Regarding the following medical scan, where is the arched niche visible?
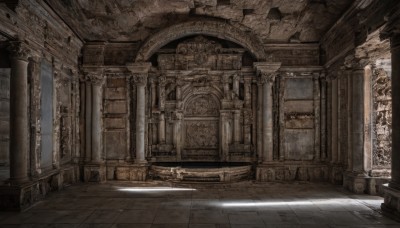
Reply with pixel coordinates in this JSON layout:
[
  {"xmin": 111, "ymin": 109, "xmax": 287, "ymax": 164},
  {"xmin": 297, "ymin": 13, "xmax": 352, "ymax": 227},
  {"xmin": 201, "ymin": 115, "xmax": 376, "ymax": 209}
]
[{"xmin": 135, "ymin": 19, "xmax": 266, "ymax": 62}]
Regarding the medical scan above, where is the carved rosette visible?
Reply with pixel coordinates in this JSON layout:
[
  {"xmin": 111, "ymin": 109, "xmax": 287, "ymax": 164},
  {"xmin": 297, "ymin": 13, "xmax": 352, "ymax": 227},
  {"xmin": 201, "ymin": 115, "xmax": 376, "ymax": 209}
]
[{"xmin": 7, "ymin": 41, "xmax": 31, "ymax": 61}]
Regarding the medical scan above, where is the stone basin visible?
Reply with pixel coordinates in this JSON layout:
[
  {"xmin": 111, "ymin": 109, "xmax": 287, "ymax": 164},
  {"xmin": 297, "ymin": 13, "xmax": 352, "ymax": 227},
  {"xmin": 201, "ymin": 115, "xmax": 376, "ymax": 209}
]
[{"xmin": 149, "ymin": 162, "xmax": 253, "ymax": 182}]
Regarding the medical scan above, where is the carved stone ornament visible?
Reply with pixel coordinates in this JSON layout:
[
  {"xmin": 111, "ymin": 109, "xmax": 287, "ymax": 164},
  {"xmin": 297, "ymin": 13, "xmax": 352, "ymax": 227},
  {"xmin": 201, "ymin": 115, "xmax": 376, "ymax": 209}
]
[
  {"xmin": 84, "ymin": 70, "xmax": 105, "ymax": 85},
  {"xmin": 176, "ymin": 36, "xmax": 222, "ymax": 65},
  {"xmin": 134, "ymin": 74, "xmax": 148, "ymax": 86},
  {"xmin": 7, "ymin": 41, "xmax": 31, "ymax": 61},
  {"xmin": 159, "ymin": 75, "xmax": 167, "ymax": 85},
  {"xmin": 260, "ymin": 72, "xmax": 277, "ymax": 84},
  {"xmin": 185, "ymin": 95, "xmax": 219, "ymax": 117}
]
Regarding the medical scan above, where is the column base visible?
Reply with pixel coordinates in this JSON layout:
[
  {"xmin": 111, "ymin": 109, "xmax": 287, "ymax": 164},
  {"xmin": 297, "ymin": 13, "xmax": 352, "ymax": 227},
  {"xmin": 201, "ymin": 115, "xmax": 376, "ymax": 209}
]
[
  {"xmin": 381, "ymin": 183, "xmax": 400, "ymax": 222},
  {"xmin": 84, "ymin": 163, "xmax": 106, "ymax": 182},
  {"xmin": 343, "ymin": 172, "xmax": 368, "ymax": 194},
  {"xmin": 115, "ymin": 164, "xmax": 149, "ymax": 181},
  {"xmin": 256, "ymin": 163, "xmax": 329, "ymax": 182}
]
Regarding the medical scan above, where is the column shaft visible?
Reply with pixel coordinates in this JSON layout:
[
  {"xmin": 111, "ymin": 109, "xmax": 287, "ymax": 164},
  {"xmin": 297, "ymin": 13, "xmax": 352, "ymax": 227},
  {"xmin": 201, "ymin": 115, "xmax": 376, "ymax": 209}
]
[
  {"xmin": 233, "ymin": 111, "xmax": 240, "ymax": 143},
  {"xmin": 331, "ymin": 78, "xmax": 338, "ymax": 163},
  {"xmin": 85, "ymin": 82, "xmax": 92, "ymax": 162},
  {"xmin": 351, "ymin": 69, "xmax": 365, "ymax": 173},
  {"xmin": 91, "ymin": 84, "xmax": 103, "ymax": 162},
  {"xmin": 262, "ymin": 81, "xmax": 273, "ymax": 162},
  {"xmin": 136, "ymin": 84, "xmax": 146, "ymax": 162},
  {"xmin": 9, "ymin": 57, "xmax": 29, "ymax": 183},
  {"xmin": 159, "ymin": 113, "xmax": 165, "ymax": 143}
]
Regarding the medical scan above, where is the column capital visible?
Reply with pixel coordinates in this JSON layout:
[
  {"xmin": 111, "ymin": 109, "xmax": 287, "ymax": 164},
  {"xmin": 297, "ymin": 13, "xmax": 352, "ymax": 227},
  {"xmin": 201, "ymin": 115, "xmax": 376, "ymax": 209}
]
[
  {"xmin": 253, "ymin": 62, "xmax": 281, "ymax": 75},
  {"xmin": 83, "ymin": 68, "xmax": 105, "ymax": 86},
  {"xmin": 7, "ymin": 41, "xmax": 31, "ymax": 61},
  {"xmin": 259, "ymin": 72, "xmax": 278, "ymax": 84},
  {"xmin": 126, "ymin": 62, "xmax": 152, "ymax": 74},
  {"xmin": 133, "ymin": 74, "xmax": 148, "ymax": 86}
]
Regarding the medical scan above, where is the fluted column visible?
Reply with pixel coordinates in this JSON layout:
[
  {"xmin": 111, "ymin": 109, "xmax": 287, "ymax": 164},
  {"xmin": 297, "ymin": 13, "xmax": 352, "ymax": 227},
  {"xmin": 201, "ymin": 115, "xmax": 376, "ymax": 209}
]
[
  {"xmin": 158, "ymin": 76, "xmax": 166, "ymax": 143},
  {"xmin": 254, "ymin": 62, "xmax": 281, "ymax": 163},
  {"xmin": 85, "ymin": 70, "xmax": 105, "ymax": 163},
  {"xmin": 127, "ymin": 62, "xmax": 152, "ymax": 163},
  {"xmin": 7, "ymin": 41, "xmax": 30, "ymax": 184}
]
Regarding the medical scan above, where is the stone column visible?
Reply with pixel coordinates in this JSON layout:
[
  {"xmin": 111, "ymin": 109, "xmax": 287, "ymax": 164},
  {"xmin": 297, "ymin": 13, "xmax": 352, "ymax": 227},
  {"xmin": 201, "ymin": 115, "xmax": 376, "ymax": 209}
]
[
  {"xmin": 7, "ymin": 41, "xmax": 30, "ymax": 184},
  {"xmin": 159, "ymin": 113, "xmax": 166, "ymax": 144},
  {"xmin": 233, "ymin": 73, "xmax": 240, "ymax": 99},
  {"xmin": 351, "ymin": 68, "xmax": 367, "ymax": 175},
  {"xmin": 381, "ymin": 32, "xmax": 400, "ymax": 221},
  {"xmin": 244, "ymin": 78, "xmax": 251, "ymax": 108},
  {"xmin": 158, "ymin": 76, "xmax": 166, "ymax": 143},
  {"xmin": 320, "ymin": 73, "xmax": 327, "ymax": 160},
  {"xmin": 220, "ymin": 111, "xmax": 231, "ymax": 161},
  {"xmin": 127, "ymin": 62, "xmax": 152, "ymax": 163},
  {"xmin": 233, "ymin": 110, "xmax": 240, "ymax": 144},
  {"xmin": 256, "ymin": 81, "xmax": 263, "ymax": 160},
  {"xmin": 90, "ymin": 74, "xmax": 105, "ymax": 163},
  {"xmin": 150, "ymin": 78, "xmax": 156, "ymax": 110},
  {"xmin": 84, "ymin": 78, "xmax": 92, "ymax": 162},
  {"xmin": 331, "ymin": 75, "xmax": 339, "ymax": 163},
  {"xmin": 173, "ymin": 111, "xmax": 183, "ymax": 161},
  {"xmin": 261, "ymin": 73, "xmax": 275, "ymax": 162},
  {"xmin": 254, "ymin": 62, "xmax": 281, "ymax": 163},
  {"xmin": 313, "ymin": 73, "xmax": 321, "ymax": 161}
]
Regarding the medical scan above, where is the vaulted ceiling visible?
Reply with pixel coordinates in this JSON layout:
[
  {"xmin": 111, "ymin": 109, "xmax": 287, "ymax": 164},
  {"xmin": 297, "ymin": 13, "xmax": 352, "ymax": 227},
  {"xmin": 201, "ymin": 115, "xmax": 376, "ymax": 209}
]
[{"xmin": 46, "ymin": 0, "xmax": 353, "ymax": 43}]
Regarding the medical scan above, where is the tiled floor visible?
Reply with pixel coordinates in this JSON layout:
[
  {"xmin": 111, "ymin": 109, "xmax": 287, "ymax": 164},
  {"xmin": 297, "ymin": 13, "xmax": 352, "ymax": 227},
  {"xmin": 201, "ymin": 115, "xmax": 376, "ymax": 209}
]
[{"xmin": 0, "ymin": 181, "xmax": 399, "ymax": 228}]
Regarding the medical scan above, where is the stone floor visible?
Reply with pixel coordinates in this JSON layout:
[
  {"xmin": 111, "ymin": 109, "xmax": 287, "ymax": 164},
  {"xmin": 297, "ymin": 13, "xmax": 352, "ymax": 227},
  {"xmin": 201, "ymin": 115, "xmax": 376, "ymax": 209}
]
[{"xmin": 0, "ymin": 181, "xmax": 399, "ymax": 228}]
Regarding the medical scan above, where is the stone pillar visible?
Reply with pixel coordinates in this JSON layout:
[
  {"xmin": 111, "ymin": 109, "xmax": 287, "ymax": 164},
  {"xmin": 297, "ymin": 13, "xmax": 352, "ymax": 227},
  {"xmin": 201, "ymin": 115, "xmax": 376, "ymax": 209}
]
[
  {"xmin": 233, "ymin": 73, "xmax": 239, "ymax": 99},
  {"xmin": 351, "ymin": 68, "xmax": 367, "ymax": 174},
  {"xmin": 90, "ymin": 75, "xmax": 105, "ymax": 163},
  {"xmin": 220, "ymin": 111, "xmax": 231, "ymax": 161},
  {"xmin": 84, "ymin": 79, "xmax": 92, "ymax": 162},
  {"xmin": 176, "ymin": 80, "xmax": 183, "ymax": 109},
  {"xmin": 82, "ymin": 69, "xmax": 105, "ymax": 182},
  {"xmin": 127, "ymin": 62, "xmax": 152, "ymax": 164},
  {"xmin": 159, "ymin": 113, "xmax": 166, "ymax": 144},
  {"xmin": 320, "ymin": 73, "xmax": 327, "ymax": 160},
  {"xmin": 331, "ymin": 75, "xmax": 339, "ymax": 164},
  {"xmin": 158, "ymin": 76, "xmax": 166, "ymax": 111},
  {"xmin": 150, "ymin": 78, "xmax": 156, "ymax": 110},
  {"xmin": 254, "ymin": 62, "xmax": 281, "ymax": 163},
  {"xmin": 256, "ymin": 81, "xmax": 263, "ymax": 160},
  {"xmin": 343, "ymin": 65, "xmax": 371, "ymax": 193},
  {"xmin": 261, "ymin": 73, "xmax": 275, "ymax": 162},
  {"xmin": 382, "ymin": 33, "xmax": 400, "ymax": 221},
  {"xmin": 173, "ymin": 111, "xmax": 183, "ymax": 161},
  {"xmin": 313, "ymin": 73, "xmax": 321, "ymax": 161},
  {"xmin": 233, "ymin": 110, "xmax": 240, "ymax": 144},
  {"xmin": 7, "ymin": 41, "xmax": 30, "ymax": 184},
  {"xmin": 244, "ymin": 78, "xmax": 251, "ymax": 108}
]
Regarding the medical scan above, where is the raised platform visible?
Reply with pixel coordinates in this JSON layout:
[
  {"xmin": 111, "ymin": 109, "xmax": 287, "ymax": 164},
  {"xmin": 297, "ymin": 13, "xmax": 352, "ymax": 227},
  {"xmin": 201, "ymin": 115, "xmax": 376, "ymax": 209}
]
[{"xmin": 149, "ymin": 162, "xmax": 253, "ymax": 182}]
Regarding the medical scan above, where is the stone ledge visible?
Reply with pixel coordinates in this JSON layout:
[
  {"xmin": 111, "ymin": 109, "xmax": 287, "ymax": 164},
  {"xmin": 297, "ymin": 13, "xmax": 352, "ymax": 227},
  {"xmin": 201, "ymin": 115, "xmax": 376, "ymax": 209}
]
[
  {"xmin": 343, "ymin": 172, "xmax": 391, "ymax": 195},
  {"xmin": 256, "ymin": 163, "xmax": 330, "ymax": 182},
  {"xmin": 381, "ymin": 184, "xmax": 400, "ymax": 222},
  {"xmin": 115, "ymin": 164, "xmax": 148, "ymax": 181}
]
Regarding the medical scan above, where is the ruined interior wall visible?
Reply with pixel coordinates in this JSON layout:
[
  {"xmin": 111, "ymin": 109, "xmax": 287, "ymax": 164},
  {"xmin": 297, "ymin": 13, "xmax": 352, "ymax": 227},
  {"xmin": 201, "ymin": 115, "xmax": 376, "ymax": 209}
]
[
  {"xmin": 371, "ymin": 68, "xmax": 392, "ymax": 176},
  {"xmin": 0, "ymin": 0, "xmax": 83, "ymax": 208}
]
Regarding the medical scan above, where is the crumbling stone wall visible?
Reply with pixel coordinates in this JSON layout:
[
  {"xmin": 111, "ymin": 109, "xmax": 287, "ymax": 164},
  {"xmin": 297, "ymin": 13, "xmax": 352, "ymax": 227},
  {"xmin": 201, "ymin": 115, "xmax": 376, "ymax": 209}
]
[{"xmin": 372, "ymin": 68, "xmax": 392, "ymax": 174}]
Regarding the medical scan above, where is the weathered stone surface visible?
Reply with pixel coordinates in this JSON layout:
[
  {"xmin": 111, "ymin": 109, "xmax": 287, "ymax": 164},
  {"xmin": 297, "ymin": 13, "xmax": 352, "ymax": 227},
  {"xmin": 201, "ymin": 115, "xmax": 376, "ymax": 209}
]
[{"xmin": 47, "ymin": 0, "xmax": 352, "ymax": 43}]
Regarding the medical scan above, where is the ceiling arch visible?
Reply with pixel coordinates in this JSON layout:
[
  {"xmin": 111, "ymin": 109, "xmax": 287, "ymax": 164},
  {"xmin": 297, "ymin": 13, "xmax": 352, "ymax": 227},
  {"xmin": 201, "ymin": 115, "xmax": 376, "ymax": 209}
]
[{"xmin": 135, "ymin": 19, "xmax": 266, "ymax": 62}]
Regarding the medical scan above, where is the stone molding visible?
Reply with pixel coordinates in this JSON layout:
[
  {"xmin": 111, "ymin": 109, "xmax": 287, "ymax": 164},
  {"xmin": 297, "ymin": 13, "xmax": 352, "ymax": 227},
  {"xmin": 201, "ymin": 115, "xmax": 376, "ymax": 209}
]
[{"xmin": 134, "ymin": 20, "xmax": 266, "ymax": 62}]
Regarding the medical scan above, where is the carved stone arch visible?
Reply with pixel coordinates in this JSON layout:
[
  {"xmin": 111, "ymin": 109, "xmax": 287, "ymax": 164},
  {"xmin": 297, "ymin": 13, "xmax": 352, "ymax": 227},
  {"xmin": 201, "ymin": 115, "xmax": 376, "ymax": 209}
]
[
  {"xmin": 181, "ymin": 84, "xmax": 224, "ymax": 103},
  {"xmin": 135, "ymin": 20, "xmax": 266, "ymax": 62},
  {"xmin": 184, "ymin": 93, "xmax": 221, "ymax": 117}
]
